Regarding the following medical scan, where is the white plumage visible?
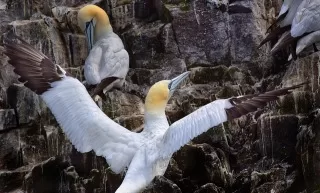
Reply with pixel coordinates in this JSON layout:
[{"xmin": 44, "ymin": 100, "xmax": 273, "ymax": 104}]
[
  {"xmin": 84, "ymin": 33, "xmax": 129, "ymax": 87},
  {"xmin": 4, "ymin": 37, "xmax": 306, "ymax": 193},
  {"xmin": 288, "ymin": 30, "xmax": 320, "ymax": 60},
  {"xmin": 263, "ymin": 0, "xmax": 320, "ymax": 59},
  {"xmin": 78, "ymin": 4, "xmax": 129, "ymax": 95},
  {"xmin": 258, "ymin": 0, "xmax": 302, "ymax": 48},
  {"xmin": 291, "ymin": 0, "xmax": 320, "ymax": 37},
  {"xmin": 279, "ymin": 0, "xmax": 302, "ymax": 27},
  {"xmin": 278, "ymin": 0, "xmax": 294, "ymax": 18},
  {"xmin": 161, "ymin": 99, "xmax": 232, "ymax": 157},
  {"xmin": 42, "ymin": 77, "xmax": 140, "ymax": 174}
]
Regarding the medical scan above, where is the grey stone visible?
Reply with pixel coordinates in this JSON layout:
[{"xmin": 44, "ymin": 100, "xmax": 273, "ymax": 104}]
[
  {"xmin": 257, "ymin": 114, "xmax": 299, "ymax": 162},
  {"xmin": 194, "ymin": 183, "xmax": 225, "ymax": 193},
  {"xmin": 143, "ymin": 176, "xmax": 182, "ymax": 193},
  {"xmin": 0, "ymin": 109, "xmax": 17, "ymax": 131}
]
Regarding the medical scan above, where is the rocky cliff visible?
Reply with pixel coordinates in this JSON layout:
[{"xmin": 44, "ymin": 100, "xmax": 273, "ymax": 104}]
[{"xmin": 0, "ymin": 0, "xmax": 318, "ymax": 192}]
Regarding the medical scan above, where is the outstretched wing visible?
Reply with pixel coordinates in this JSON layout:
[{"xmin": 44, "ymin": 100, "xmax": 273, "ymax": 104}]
[
  {"xmin": 4, "ymin": 36, "xmax": 141, "ymax": 174},
  {"xmin": 160, "ymin": 83, "xmax": 307, "ymax": 157}
]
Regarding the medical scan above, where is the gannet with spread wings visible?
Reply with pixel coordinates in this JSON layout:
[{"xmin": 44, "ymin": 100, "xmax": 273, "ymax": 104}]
[
  {"xmin": 4, "ymin": 37, "xmax": 306, "ymax": 193},
  {"xmin": 77, "ymin": 5, "xmax": 129, "ymax": 100}
]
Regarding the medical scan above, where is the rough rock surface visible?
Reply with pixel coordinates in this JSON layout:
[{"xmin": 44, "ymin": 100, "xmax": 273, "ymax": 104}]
[{"xmin": 0, "ymin": 0, "xmax": 319, "ymax": 192}]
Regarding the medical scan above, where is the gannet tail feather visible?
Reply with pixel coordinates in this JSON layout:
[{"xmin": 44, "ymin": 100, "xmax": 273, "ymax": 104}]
[
  {"xmin": 266, "ymin": 12, "xmax": 288, "ymax": 33},
  {"xmin": 270, "ymin": 31, "xmax": 299, "ymax": 54},
  {"xmin": 91, "ymin": 77, "xmax": 118, "ymax": 99},
  {"xmin": 161, "ymin": 82, "xmax": 307, "ymax": 158},
  {"xmin": 259, "ymin": 25, "xmax": 291, "ymax": 48},
  {"xmin": 4, "ymin": 36, "xmax": 142, "ymax": 174},
  {"xmin": 226, "ymin": 82, "xmax": 308, "ymax": 119}
]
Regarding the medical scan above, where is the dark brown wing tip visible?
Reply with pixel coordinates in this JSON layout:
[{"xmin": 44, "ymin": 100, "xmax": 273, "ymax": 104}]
[
  {"xmin": 266, "ymin": 11, "xmax": 287, "ymax": 33},
  {"xmin": 226, "ymin": 82, "xmax": 308, "ymax": 120},
  {"xmin": 259, "ymin": 25, "xmax": 291, "ymax": 49},
  {"xmin": 270, "ymin": 32, "xmax": 298, "ymax": 55},
  {"xmin": 4, "ymin": 35, "xmax": 62, "ymax": 95}
]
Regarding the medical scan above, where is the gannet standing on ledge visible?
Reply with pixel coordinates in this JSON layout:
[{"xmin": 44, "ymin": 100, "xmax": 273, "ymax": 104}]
[
  {"xmin": 77, "ymin": 5, "xmax": 129, "ymax": 100},
  {"xmin": 4, "ymin": 36, "xmax": 307, "ymax": 193}
]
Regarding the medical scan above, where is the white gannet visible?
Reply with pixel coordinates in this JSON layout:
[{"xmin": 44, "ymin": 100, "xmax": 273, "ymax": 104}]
[
  {"xmin": 278, "ymin": 0, "xmax": 295, "ymax": 19},
  {"xmin": 259, "ymin": 0, "xmax": 302, "ymax": 48},
  {"xmin": 270, "ymin": 0, "xmax": 320, "ymax": 57},
  {"xmin": 288, "ymin": 30, "xmax": 320, "ymax": 60},
  {"xmin": 77, "ymin": 4, "xmax": 129, "ymax": 99},
  {"xmin": 4, "ymin": 36, "xmax": 307, "ymax": 193}
]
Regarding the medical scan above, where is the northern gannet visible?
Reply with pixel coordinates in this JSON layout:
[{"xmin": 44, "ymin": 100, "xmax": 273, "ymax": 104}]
[
  {"xmin": 270, "ymin": 0, "xmax": 320, "ymax": 57},
  {"xmin": 4, "ymin": 37, "xmax": 306, "ymax": 193},
  {"xmin": 77, "ymin": 5, "xmax": 129, "ymax": 99},
  {"xmin": 259, "ymin": 0, "xmax": 302, "ymax": 48},
  {"xmin": 278, "ymin": 0, "xmax": 295, "ymax": 19},
  {"xmin": 288, "ymin": 30, "xmax": 320, "ymax": 60}
]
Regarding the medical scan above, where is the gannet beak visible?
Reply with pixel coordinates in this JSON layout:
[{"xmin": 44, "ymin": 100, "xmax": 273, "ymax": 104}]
[
  {"xmin": 85, "ymin": 19, "xmax": 95, "ymax": 51},
  {"xmin": 168, "ymin": 71, "xmax": 190, "ymax": 94}
]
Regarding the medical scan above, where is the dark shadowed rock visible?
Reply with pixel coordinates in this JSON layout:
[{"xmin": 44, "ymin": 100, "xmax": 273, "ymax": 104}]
[
  {"xmin": 257, "ymin": 114, "xmax": 299, "ymax": 162},
  {"xmin": 0, "ymin": 109, "xmax": 17, "ymax": 131},
  {"xmin": 194, "ymin": 183, "xmax": 225, "ymax": 193},
  {"xmin": 24, "ymin": 157, "xmax": 71, "ymax": 193},
  {"xmin": 297, "ymin": 114, "xmax": 320, "ymax": 193},
  {"xmin": 174, "ymin": 144, "xmax": 233, "ymax": 189},
  {"xmin": 143, "ymin": 176, "xmax": 182, "ymax": 193},
  {"xmin": 0, "ymin": 166, "xmax": 31, "ymax": 192}
]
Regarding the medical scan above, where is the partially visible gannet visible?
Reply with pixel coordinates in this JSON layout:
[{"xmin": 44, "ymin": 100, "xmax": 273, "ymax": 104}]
[
  {"xmin": 77, "ymin": 5, "xmax": 129, "ymax": 99},
  {"xmin": 259, "ymin": 0, "xmax": 302, "ymax": 48},
  {"xmin": 278, "ymin": 0, "xmax": 295, "ymax": 19},
  {"xmin": 288, "ymin": 30, "xmax": 320, "ymax": 60},
  {"xmin": 4, "ymin": 36, "xmax": 307, "ymax": 193},
  {"xmin": 270, "ymin": 0, "xmax": 320, "ymax": 56}
]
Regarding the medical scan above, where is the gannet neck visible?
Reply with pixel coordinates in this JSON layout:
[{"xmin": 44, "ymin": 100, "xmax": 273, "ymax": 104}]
[
  {"xmin": 144, "ymin": 101, "xmax": 168, "ymax": 132},
  {"xmin": 95, "ymin": 14, "xmax": 113, "ymax": 42},
  {"xmin": 78, "ymin": 5, "xmax": 113, "ymax": 42},
  {"xmin": 143, "ymin": 111, "xmax": 168, "ymax": 132},
  {"xmin": 92, "ymin": 6, "xmax": 113, "ymax": 41},
  {"xmin": 142, "ymin": 80, "xmax": 170, "ymax": 132},
  {"xmin": 144, "ymin": 80, "xmax": 170, "ymax": 113}
]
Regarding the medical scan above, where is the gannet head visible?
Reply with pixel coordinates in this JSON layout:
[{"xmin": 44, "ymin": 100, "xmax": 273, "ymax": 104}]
[
  {"xmin": 145, "ymin": 71, "xmax": 190, "ymax": 113},
  {"xmin": 77, "ymin": 4, "xmax": 112, "ymax": 50}
]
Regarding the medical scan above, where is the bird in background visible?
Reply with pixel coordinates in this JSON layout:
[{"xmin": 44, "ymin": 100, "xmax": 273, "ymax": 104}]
[
  {"xmin": 260, "ymin": 0, "xmax": 320, "ymax": 60},
  {"xmin": 259, "ymin": 0, "xmax": 302, "ymax": 48},
  {"xmin": 271, "ymin": 0, "xmax": 320, "ymax": 59},
  {"xmin": 4, "ymin": 36, "xmax": 307, "ymax": 193},
  {"xmin": 287, "ymin": 30, "xmax": 320, "ymax": 60},
  {"xmin": 77, "ymin": 4, "xmax": 129, "ymax": 105}
]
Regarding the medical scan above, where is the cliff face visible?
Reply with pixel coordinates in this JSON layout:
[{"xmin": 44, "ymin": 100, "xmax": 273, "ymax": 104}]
[{"xmin": 0, "ymin": 0, "xmax": 319, "ymax": 192}]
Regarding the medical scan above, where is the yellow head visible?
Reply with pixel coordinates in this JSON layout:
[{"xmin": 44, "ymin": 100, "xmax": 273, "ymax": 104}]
[
  {"xmin": 77, "ymin": 5, "xmax": 112, "ymax": 49},
  {"xmin": 145, "ymin": 72, "xmax": 190, "ymax": 113}
]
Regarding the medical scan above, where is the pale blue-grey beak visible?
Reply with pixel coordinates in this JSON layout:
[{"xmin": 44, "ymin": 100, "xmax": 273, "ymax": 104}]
[
  {"xmin": 85, "ymin": 19, "xmax": 95, "ymax": 51},
  {"xmin": 168, "ymin": 71, "xmax": 190, "ymax": 94}
]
